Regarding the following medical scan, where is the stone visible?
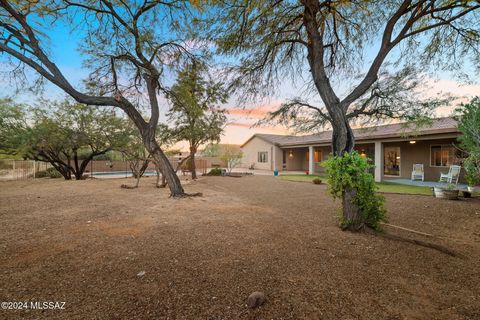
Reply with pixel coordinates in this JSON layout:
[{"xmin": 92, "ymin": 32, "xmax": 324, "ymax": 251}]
[{"xmin": 247, "ymin": 291, "xmax": 265, "ymax": 308}]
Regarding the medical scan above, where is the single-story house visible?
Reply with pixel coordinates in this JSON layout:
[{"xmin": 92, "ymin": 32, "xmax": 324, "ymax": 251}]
[{"xmin": 240, "ymin": 117, "xmax": 465, "ymax": 182}]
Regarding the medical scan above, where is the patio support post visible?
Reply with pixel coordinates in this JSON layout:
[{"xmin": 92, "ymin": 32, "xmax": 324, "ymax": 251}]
[
  {"xmin": 374, "ymin": 141, "xmax": 383, "ymax": 182},
  {"xmin": 308, "ymin": 146, "xmax": 314, "ymax": 175}
]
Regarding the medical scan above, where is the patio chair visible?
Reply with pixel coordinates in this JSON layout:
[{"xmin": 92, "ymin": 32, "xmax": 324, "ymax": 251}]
[
  {"xmin": 411, "ymin": 164, "xmax": 424, "ymax": 181},
  {"xmin": 439, "ymin": 165, "xmax": 461, "ymax": 184}
]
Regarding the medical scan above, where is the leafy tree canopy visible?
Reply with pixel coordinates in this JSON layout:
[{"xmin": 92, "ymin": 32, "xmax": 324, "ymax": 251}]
[
  {"xmin": 455, "ymin": 96, "xmax": 480, "ymax": 186},
  {"xmin": 0, "ymin": 98, "xmax": 28, "ymax": 156},
  {"xmin": 202, "ymin": 1, "xmax": 479, "ymax": 132},
  {"xmin": 456, "ymin": 96, "xmax": 480, "ymax": 155},
  {"xmin": 0, "ymin": 99, "xmax": 128, "ymax": 180}
]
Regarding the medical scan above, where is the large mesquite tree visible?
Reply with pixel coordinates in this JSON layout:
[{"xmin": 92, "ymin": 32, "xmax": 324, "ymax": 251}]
[
  {"xmin": 206, "ymin": 0, "xmax": 480, "ymax": 229},
  {"xmin": 0, "ymin": 0, "xmax": 200, "ymax": 196},
  {"xmin": 26, "ymin": 102, "xmax": 127, "ymax": 180}
]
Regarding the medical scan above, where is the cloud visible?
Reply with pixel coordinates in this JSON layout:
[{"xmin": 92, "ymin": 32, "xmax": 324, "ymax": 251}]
[
  {"xmin": 425, "ymin": 78, "xmax": 480, "ymax": 98},
  {"xmin": 226, "ymin": 121, "xmax": 253, "ymax": 129},
  {"xmin": 226, "ymin": 101, "xmax": 282, "ymax": 119},
  {"xmin": 421, "ymin": 77, "xmax": 480, "ymax": 116}
]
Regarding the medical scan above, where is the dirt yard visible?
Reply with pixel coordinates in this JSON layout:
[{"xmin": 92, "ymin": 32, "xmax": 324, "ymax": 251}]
[{"xmin": 0, "ymin": 176, "xmax": 479, "ymax": 320}]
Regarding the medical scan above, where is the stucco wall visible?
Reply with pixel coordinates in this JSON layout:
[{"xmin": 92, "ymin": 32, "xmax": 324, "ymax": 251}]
[
  {"xmin": 383, "ymin": 138, "xmax": 464, "ymax": 182},
  {"xmin": 241, "ymin": 134, "xmax": 464, "ymax": 182},
  {"xmin": 284, "ymin": 148, "xmax": 308, "ymax": 171},
  {"xmin": 241, "ymin": 137, "xmax": 280, "ymax": 170},
  {"xmin": 283, "ymin": 147, "xmax": 331, "ymax": 172},
  {"xmin": 272, "ymin": 145, "xmax": 283, "ymax": 171}
]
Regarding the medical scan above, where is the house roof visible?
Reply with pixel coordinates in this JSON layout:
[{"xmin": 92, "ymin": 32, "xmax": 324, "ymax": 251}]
[{"xmin": 241, "ymin": 117, "xmax": 459, "ymax": 148}]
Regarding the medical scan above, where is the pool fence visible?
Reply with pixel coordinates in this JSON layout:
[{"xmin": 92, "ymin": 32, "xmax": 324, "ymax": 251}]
[{"xmin": 0, "ymin": 157, "xmax": 223, "ymax": 181}]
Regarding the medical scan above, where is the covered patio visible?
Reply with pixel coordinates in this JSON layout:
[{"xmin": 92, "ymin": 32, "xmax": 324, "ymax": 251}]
[
  {"xmin": 241, "ymin": 118, "xmax": 465, "ymax": 184},
  {"xmin": 384, "ymin": 178, "xmax": 468, "ymax": 190}
]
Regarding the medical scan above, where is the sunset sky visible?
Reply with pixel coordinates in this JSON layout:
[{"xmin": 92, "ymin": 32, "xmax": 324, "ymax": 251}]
[{"xmin": 1, "ymin": 19, "xmax": 479, "ymax": 150}]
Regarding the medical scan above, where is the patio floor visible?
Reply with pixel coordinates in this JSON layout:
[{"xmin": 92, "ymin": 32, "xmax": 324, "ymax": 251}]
[{"xmin": 384, "ymin": 178, "xmax": 468, "ymax": 189}]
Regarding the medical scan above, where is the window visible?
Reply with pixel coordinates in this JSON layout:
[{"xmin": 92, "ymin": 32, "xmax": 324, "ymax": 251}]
[
  {"xmin": 305, "ymin": 150, "xmax": 323, "ymax": 162},
  {"xmin": 258, "ymin": 151, "xmax": 268, "ymax": 163},
  {"xmin": 430, "ymin": 145, "xmax": 456, "ymax": 167}
]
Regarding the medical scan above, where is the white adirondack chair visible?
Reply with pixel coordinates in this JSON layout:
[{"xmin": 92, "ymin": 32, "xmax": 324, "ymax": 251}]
[
  {"xmin": 439, "ymin": 165, "xmax": 461, "ymax": 184},
  {"xmin": 411, "ymin": 164, "xmax": 424, "ymax": 181}
]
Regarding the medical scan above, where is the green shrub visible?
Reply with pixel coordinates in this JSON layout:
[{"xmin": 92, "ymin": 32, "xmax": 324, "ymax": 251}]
[
  {"xmin": 36, "ymin": 167, "xmax": 62, "ymax": 178},
  {"xmin": 464, "ymin": 155, "xmax": 480, "ymax": 187},
  {"xmin": 207, "ymin": 167, "xmax": 222, "ymax": 176},
  {"xmin": 323, "ymin": 151, "xmax": 387, "ymax": 230},
  {"xmin": 312, "ymin": 178, "xmax": 322, "ymax": 184},
  {"xmin": 180, "ymin": 158, "xmax": 194, "ymax": 171}
]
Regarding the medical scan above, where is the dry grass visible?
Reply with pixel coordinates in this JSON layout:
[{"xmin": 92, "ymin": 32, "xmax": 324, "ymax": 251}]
[{"xmin": 0, "ymin": 176, "xmax": 479, "ymax": 319}]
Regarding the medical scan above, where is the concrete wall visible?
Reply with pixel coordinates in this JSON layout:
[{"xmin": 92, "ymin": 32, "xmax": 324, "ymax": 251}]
[{"xmin": 241, "ymin": 137, "xmax": 280, "ymax": 170}]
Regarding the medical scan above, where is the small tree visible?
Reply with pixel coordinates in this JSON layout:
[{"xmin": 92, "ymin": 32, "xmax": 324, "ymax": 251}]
[
  {"xmin": 119, "ymin": 121, "xmax": 152, "ymax": 188},
  {"xmin": 220, "ymin": 145, "xmax": 243, "ymax": 174},
  {"xmin": 21, "ymin": 100, "xmax": 126, "ymax": 180},
  {"xmin": 167, "ymin": 62, "xmax": 228, "ymax": 179},
  {"xmin": 456, "ymin": 97, "xmax": 480, "ymax": 187},
  {"xmin": 201, "ymin": 143, "xmax": 220, "ymax": 157}
]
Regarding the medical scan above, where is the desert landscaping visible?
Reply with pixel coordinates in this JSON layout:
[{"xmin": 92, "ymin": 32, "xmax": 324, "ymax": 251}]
[{"xmin": 1, "ymin": 176, "xmax": 479, "ymax": 320}]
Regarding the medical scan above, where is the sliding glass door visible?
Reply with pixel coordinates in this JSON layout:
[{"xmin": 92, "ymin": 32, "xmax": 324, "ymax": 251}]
[{"xmin": 384, "ymin": 147, "xmax": 401, "ymax": 176}]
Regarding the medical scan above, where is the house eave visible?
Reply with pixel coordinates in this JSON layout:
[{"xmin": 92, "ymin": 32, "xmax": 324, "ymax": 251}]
[{"xmin": 278, "ymin": 131, "xmax": 460, "ymax": 148}]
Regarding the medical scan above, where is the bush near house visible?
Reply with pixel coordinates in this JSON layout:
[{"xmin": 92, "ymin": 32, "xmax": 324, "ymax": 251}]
[
  {"xmin": 35, "ymin": 167, "xmax": 62, "ymax": 179},
  {"xmin": 323, "ymin": 151, "xmax": 387, "ymax": 230},
  {"xmin": 206, "ymin": 168, "xmax": 222, "ymax": 176}
]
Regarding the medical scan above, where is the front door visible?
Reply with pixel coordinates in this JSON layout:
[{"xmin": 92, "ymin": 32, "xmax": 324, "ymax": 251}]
[{"xmin": 384, "ymin": 146, "xmax": 400, "ymax": 176}]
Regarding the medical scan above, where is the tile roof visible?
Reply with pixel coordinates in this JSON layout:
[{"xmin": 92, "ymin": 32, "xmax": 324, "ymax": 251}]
[{"xmin": 243, "ymin": 117, "xmax": 459, "ymax": 147}]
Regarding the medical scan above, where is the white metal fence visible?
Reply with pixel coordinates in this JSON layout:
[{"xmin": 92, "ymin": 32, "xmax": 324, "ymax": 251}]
[
  {"xmin": 0, "ymin": 157, "xmax": 224, "ymax": 181},
  {"xmin": 0, "ymin": 160, "xmax": 52, "ymax": 181}
]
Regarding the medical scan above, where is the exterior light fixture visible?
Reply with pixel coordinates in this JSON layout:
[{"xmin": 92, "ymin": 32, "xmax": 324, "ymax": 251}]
[
  {"xmin": 409, "ymin": 140, "xmax": 416, "ymax": 144},
  {"xmin": 289, "ymin": 150, "xmax": 293, "ymax": 158},
  {"xmin": 360, "ymin": 150, "xmax": 367, "ymax": 158}
]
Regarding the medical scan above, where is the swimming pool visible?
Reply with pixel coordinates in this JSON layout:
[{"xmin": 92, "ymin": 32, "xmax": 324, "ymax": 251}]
[{"xmin": 90, "ymin": 170, "xmax": 158, "ymax": 176}]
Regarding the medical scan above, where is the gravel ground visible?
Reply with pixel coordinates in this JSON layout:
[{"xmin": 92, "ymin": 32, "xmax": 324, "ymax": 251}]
[{"xmin": 0, "ymin": 175, "xmax": 479, "ymax": 320}]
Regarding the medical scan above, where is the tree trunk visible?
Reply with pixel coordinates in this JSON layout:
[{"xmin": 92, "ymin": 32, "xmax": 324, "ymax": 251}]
[
  {"xmin": 330, "ymin": 112, "xmax": 363, "ymax": 230},
  {"xmin": 143, "ymin": 133, "xmax": 185, "ymax": 197},
  {"xmin": 129, "ymin": 159, "xmax": 149, "ymax": 188},
  {"xmin": 330, "ymin": 113, "xmax": 355, "ymax": 155},
  {"xmin": 130, "ymin": 159, "xmax": 149, "ymax": 179},
  {"xmin": 51, "ymin": 162, "xmax": 71, "ymax": 180},
  {"xmin": 341, "ymin": 187, "xmax": 364, "ymax": 231},
  {"xmin": 73, "ymin": 150, "xmax": 82, "ymax": 180},
  {"xmin": 190, "ymin": 145, "xmax": 197, "ymax": 180},
  {"xmin": 133, "ymin": 171, "xmax": 141, "ymax": 188},
  {"xmin": 66, "ymin": 156, "xmax": 72, "ymax": 179},
  {"xmin": 155, "ymin": 165, "xmax": 167, "ymax": 188}
]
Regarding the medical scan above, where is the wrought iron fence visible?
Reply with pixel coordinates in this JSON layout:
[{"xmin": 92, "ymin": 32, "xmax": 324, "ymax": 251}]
[{"xmin": 0, "ymin": 158, "xmax": 214, "ymax": 181}]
